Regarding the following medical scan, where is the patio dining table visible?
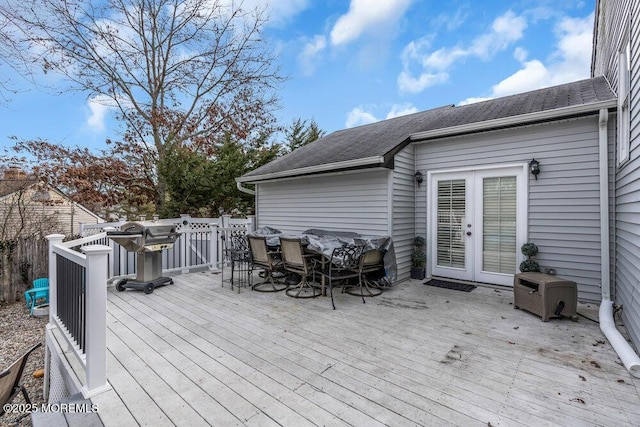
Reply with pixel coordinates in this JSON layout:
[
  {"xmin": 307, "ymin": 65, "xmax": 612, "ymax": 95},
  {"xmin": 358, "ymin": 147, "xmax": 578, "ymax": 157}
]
[{"xmin": 250, "ymin": 227, "xmax": 398, "ymax": 287}]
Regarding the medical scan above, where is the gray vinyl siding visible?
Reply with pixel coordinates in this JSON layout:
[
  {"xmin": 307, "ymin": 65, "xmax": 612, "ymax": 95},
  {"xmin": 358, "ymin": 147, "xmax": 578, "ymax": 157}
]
[
  {"xmin": 414, "ymin": 116, "xmax": 605, "ymax": 301},
  {"xmin": 592, "ymin": 0, "xmax": 632, "ymax": 93},
  {"xmin": 613, "ymin": 0, "xmax": 640, "ymax": 351},
  {"xmin": 391, "ymin": 146, "xmax": 416, "ymax": 281},
  {"xmin": 255, "ymin": 170, "xmax": 390, "ymax": 236}
]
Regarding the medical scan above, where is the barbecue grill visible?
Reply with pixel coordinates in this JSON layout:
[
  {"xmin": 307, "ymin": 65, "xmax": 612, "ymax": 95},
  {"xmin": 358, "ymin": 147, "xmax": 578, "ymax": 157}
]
[{"xmin": 107, "ymin": 221, "xmax": 179, "ymax": 294}]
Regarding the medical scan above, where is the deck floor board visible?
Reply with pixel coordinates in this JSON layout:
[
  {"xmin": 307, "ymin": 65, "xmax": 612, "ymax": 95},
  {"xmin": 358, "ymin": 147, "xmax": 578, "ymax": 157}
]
[{"xmin": 92, "ymin": 272, "xmax": 640, "ymax": 426}]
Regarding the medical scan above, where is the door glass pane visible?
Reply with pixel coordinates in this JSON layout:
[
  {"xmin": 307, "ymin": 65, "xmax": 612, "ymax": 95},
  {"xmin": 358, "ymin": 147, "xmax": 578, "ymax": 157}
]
[
  {"xmin": 482, "ymin": 176, "xmax": 516, "ymax": 274},
  {"xmin": 437, "ymin": 179, "xmax": 466, "ymax": 268}
]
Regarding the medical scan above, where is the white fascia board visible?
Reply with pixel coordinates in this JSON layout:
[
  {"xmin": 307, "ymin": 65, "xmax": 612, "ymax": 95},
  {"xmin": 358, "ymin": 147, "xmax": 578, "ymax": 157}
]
[
  {"xmin": 241, "ymin": 167, "xmax": 390, "ymax": 185},
  {"xmin": 410, "ymin": 100, "xmax": 617, "ymax": 142},
  {"xmin": 236, "ymin": 155, "xmax": 385, "ymax": 183}
]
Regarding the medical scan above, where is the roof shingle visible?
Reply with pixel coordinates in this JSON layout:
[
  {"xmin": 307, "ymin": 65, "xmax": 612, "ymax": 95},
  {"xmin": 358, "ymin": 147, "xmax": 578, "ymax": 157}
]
[{"xmin": 242, "ymin": 76, "xmax": 615, "ymax": 181}]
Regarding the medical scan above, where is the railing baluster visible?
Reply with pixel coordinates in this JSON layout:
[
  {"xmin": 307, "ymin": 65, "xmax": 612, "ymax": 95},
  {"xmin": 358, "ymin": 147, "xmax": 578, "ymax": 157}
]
[{"xmin": 55, "ymin": 256, "xmax": 87, "ymax": 353}]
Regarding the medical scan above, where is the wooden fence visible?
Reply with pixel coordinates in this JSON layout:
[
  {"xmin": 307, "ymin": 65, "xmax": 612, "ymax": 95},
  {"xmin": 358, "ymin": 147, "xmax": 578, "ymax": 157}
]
[{"xmin": 0, "ymin": 235, "xmax": 49, "ymax": 302}]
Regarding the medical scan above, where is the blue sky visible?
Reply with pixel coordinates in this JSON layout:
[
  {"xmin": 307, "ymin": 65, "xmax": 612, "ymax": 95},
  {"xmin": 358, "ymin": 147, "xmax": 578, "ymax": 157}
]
[{"xmin": 1, "ymin": 0, "xmax": 596, "ymax": 152}]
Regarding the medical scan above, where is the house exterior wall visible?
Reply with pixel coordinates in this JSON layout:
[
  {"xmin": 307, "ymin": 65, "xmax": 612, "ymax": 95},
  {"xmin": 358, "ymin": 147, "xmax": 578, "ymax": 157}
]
[
  {"xmin": 253, "ymin": 151, "xmax": 420, "ymax": 282},
  {"xmin": 391, "ymin": 146, "xmax": 416, "ymax": 281},
  {"xmin": 254, "ymin": 170, "xmax": 391, "ymax": 236},
  {"xmin": 594, "ymin": 0, "xmax": 640, "ymax": 350},
  {"xmin": 0, "ymin": 185, "xmax": 102, "ymax": 238},
  {"xmin": 47, "ymin": 191, "xmax": 103, "ymax": 237},
  {"xmin": 592, "ymin": 0, "xmax": 632, "ymax": 93},
  {"xmin": 414, "ymin": 116, "xmax": 607, "ymax": 302}
]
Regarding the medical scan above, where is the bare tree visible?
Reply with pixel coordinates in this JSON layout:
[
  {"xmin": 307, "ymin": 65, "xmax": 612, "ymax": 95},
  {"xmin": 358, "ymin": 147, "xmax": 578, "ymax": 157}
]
[
  {"xmin": 2, "ymin": 0, "xmax": 284, "ymax": 210},
  {"xmin": 0, "ymin": 183, "xmax": 61, "ymax": 303},
  {"xmin": 0, "ymin": 6, "xmax": 24, "ymax": 104}
]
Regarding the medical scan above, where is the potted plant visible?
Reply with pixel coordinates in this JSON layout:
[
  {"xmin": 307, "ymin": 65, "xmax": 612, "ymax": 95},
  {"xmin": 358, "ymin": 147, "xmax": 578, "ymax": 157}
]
[
  {"xmin": 411, "ymin": 236, "xmax": 426, "ymax": 280},
  {"xmin": 519, "ymin": 242, "xmax": 540, "ymax": 272}
]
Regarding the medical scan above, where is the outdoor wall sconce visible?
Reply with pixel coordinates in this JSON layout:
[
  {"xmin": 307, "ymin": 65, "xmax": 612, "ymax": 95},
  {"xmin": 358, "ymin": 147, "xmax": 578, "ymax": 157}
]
[
  {"xmin": 414, "ymin": 171, "xmax": 424, "ymax": 185},
  {"xmin": 529, "ymin": 158, "xmax": 540, "ymax": 180}
]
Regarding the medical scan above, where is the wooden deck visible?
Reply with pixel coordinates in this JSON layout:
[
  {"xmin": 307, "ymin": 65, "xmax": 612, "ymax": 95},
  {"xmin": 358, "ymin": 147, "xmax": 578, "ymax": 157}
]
[{"xmin": 90, "ymin": 272, "xmax": 640, "ymax": 426}]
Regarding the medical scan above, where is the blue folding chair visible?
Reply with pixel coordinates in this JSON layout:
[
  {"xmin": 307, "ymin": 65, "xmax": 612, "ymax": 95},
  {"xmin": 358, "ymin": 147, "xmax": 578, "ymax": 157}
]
[{"xmin": 24, "ymin": 278, "xmax": 49, "ymax": 314}]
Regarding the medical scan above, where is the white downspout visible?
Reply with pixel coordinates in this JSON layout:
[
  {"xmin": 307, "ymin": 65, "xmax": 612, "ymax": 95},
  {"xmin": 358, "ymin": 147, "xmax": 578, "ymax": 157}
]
[
  {"xmin": 597, "ymin": 108, "xmax": 640, "ymax": 378},
  {"xmin": 236, "ymin": 181, "xmax": 255, "ymax": 196}
]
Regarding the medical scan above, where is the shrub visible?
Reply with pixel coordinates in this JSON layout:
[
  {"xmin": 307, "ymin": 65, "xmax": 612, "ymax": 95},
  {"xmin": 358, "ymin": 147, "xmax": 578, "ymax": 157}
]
[
  {"xmin": 412, "ymin": 236, "xmax": 426, "ymax": 268},
  {"xmin": 519, "ymin": 259, "xmax": 540, "ymax": 272},
  {"xmin": 519, "ymin": 242, "xmax": 540, "ymax": 272},
  {"xmin": 521, "ymin": 243, "xmax": 538, "ymax": 257},
  {"xmin": 412, "ymin": 250, "xmax": 426, "ymax": 268}
]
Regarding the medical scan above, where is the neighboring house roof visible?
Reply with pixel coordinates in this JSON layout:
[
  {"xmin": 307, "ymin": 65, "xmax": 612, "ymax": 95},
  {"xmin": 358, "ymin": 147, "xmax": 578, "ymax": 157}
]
[
  {"xmin": 0, "ymin": 179, "xmax": 103, "ymax": 222},
  {"xmin": 239, "ymin": 76, "xmax": 616, "ymax": 183}
]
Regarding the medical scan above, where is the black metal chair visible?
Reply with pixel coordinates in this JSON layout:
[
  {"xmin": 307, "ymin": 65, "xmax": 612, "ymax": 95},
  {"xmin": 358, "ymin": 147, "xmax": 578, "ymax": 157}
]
[
  {"xmin": 228, "ymin": 234, "xmax": 253, "ymax": 292},
  {"xmin": 314, "ymin": 245, "xmax": 364, "ymax": 309},
  {"xmin": 248, "ymin": 236, "xmax": 288, "ymax": 292},
  {"xmin": 220, "ymin": 226, "xmax": 248, "ymax": 289},
  {"xmin": 346, "ymin": 248, "xmax": 384, "ymax": 298},
  {"xmin": 280, "ymin": 237, "xmax": 322, "ymax": 298},
  {"xmin": 1, "ymin": 343, "xmax": 42, "ymax": 416}
]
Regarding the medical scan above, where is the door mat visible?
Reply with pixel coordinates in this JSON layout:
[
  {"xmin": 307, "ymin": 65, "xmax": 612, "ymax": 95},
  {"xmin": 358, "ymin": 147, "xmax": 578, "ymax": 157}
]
[{"xmin": 423, "ymin": 279, "xmax": 476, "ymax": 292}]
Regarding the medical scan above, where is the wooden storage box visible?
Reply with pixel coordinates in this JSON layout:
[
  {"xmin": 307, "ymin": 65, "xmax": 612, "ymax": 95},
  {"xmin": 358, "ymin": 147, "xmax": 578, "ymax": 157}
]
[{"xmin": 513, "ymin": 272, "xmax": 577, "ymax": 321}]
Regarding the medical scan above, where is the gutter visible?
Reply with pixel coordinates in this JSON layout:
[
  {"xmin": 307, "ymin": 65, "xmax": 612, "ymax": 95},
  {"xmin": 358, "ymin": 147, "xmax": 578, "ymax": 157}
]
[
  {"xmin": 410, "ymin": 99, "xmax": 617, "ymax": 142},
  {"xmin": 236, "ymin": 181, "xmax": 255, "ymax": 196},
  {"xmin": 236, "ymin": 156, "xmax": 385, "ymax": 183},
  {"xmin": 596, "ymin": 108, "xmax": 640, "ymax": 378}
]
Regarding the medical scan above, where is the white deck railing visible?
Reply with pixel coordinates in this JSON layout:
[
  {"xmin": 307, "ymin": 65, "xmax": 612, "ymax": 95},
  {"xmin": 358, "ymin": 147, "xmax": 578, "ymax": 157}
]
[
  {"xmin": 79, "ymin": 214, "xmax": 254, "ymax": 280},
  {"xmin": 44, "ymin": 215, "xmax": 254, "ymax": 400},
  {"xmin": 45, "ymin": 234, "xmax": 112, "ymax": 399}
]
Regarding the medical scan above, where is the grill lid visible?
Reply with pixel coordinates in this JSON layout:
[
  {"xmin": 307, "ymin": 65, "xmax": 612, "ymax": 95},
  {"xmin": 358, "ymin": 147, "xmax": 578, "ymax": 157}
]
[{"xmin": 107, "ymin": 221, "xmax": 179, "ymax": 252}]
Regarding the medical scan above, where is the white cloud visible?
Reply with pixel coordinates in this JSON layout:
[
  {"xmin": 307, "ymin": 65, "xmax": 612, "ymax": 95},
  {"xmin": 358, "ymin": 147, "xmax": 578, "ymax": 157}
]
[
  {"xmin": 297, "ymin": 0, "xmax": 412, "ymax": 74},
  {"xmin": 386, "ymin": 103, "xmax": 418, "ymax": 119},
  {"xmin": 346, "ymin": 107, "xmax": 378, "ymax": 128},
  {"xmin": 398, "ymin": 10, "xmax": 527, "ymax": 94},
  {"xmin": 397, "ymin": 70, "xmax": 448, "ymax": 93},
  {"xmin": 469, "ymin": 10, "xmax": 527, "ymax": 59},
  {"xmin": 457, "ymin": 97, "xmax": 494, "ymax": 106},
  {"xmin": 330, "ymin": 0, "xmax": 413, "ymax": 46},
  {"xmin": 458, "ymin": 12, "xmax": 594, "ymax": 105},
  {"xmin": 345, "ymin": 103, "xmax": 418, "ymax": 127},
  {"xmin": 262, "ymin": 0, "xmax": 310, "ymax": 27},
  {"xmin": 490, "ymin": 59, "xmax": 548, "ymax": 97},
  {"xmin": 400, "ymin": 37, "xmax": 432, "ymax": 67},
  {"xmin": 549, "ymin": 14, "xmax": 593, "ymax": 81},
  {"xmin": 217, "ymin": 0, "xmax": 309, "ymax": 27},
  {"xmin": 298, "ymin": 35, "xmax": 327, "ymax": 76},
  {"xmin": 513, "ymin": 46, "xmax": 528, "ymax": 63},
  {"xmin": 422, "ymin": 47, "xmax": 467, "ymax": 70},
  {"xmin": 432, "ymin": 7, "xmax": 468, "ymax": 31},
  {"xmin": 86, "ymin": 95, "xmax": 114, "ymax": 131}
]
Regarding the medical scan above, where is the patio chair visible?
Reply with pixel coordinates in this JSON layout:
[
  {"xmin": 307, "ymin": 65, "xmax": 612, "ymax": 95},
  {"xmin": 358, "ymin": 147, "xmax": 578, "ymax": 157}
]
[
  {"xmin": 228, "ymin": 235, "xmax": 253, "ymax": 292},
  {"xmin": 24, "ymin": 278, "xmax": 49, "ymax": 314},
  {"xmin": 220, "ymin": 228, "xmax": 251, "ymax": 291},
  {"xmin": 220, "ymin": 227, "xmax": 240, "ymax": 285},
  {"xmin": 0, "ymin": 342, "xmax": 42, "ymax": 416},
  {"xmin": 314, "ymin": 245, "xmax": 364, "ymax": 309},
  {"xmin": 346, "ymin": 248, "xmax": 384, "ymax": 298},
  {"xmin": 248, "ymin": 236, "xmax": 288, "ymax": 292},
  {"xmin": 280, "ymin": 237, "xmax": 322, "ymax": 299}
]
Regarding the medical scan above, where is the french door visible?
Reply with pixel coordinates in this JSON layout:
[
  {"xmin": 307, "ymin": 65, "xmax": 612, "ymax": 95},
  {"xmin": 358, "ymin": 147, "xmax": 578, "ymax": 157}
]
[{"xmin": 429, "ymin": 166, "xmax": 527, "ymax": 286}]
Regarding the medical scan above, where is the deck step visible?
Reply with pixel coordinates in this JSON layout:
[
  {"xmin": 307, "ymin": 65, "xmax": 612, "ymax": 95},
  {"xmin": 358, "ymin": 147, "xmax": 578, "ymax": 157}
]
[{"xmin": 31, "ymin": 393, "xmax": 102, "ymax": 427}]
